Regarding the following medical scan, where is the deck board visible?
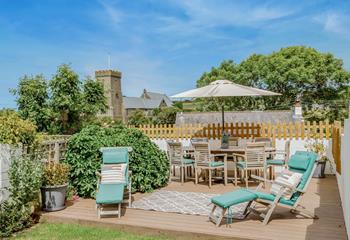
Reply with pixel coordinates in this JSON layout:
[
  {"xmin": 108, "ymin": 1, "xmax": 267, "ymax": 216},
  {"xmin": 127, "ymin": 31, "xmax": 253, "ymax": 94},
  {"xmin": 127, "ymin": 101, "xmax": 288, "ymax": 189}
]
[{"xmin": 42, "ymin": 176, "xmax": 347, "ymax": 240}]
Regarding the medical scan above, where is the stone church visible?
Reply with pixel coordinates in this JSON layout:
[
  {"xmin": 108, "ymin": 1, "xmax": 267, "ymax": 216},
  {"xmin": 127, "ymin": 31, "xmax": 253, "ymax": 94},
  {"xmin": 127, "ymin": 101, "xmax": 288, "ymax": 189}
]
[{"xmin": 95, "ymin": 69, "xmax": 172, "ymax": 122}]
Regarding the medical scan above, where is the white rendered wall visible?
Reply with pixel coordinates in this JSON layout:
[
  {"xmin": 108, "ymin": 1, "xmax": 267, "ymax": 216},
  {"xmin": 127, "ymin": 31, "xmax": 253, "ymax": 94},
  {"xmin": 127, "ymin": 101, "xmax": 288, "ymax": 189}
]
[{"xmin": 337, "ymin": 118, "xmax": 350, "ymax": 238}]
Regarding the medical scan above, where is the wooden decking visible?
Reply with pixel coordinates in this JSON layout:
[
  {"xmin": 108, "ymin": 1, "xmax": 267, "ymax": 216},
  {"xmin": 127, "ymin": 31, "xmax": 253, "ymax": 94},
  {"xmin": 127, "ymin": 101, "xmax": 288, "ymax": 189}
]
[{"xmin": 42, "ymin": 176, "xmax": 347, "ymax": 240}]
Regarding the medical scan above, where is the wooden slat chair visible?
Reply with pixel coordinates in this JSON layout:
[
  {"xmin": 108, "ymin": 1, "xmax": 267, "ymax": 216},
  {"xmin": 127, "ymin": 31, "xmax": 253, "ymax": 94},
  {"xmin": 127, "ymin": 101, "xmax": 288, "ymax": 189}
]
[
  {"xmin": 96, "ymin": 147, "xmax": 132, "ymax": 219},
  {"xmin": 267, "ymin": 140, "xmax": 291, "ymax": 167},
  {"xmin": 167, "ymin": 141, "xmax": 195, "ymax": 185},
  {"xmin": 234, "ymin": 143, "xmax": 267, "ymax": 187},
  {"xmin": 253, "ymin": 137, "xmax": 273, "ymax": 147},
  {"xmin": 228, "ymin": 136, "xmax": 240, "ymax": 147},
  {"xmin": 209, "ymin": 151, "xmax": 319, "ymax": 226},
  {"xmin": 191, "ymin": 141, "xmax": 227, "ymax": 188}
]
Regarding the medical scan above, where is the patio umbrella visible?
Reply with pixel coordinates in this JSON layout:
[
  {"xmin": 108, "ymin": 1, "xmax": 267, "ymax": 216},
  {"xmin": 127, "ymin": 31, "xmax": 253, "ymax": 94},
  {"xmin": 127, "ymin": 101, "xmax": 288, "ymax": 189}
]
[{"xmin": 171, "ymin": 80, "xmax": 281, "ymax": 132}]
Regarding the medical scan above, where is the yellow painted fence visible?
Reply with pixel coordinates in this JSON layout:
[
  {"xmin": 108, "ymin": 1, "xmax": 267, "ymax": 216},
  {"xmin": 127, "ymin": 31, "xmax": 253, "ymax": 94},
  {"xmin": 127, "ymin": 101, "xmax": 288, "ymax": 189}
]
[{"xmin": 129, "ymin": 121, "xmax": 337, "ymax": 140}]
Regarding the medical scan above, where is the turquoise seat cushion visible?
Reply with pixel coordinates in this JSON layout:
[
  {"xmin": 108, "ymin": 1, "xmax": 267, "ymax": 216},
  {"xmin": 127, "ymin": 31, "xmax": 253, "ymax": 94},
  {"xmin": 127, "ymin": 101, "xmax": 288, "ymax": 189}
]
[
  {"xmin": 210, "ymin": 161, "xmax": 224, "ymax": 167},
  {"xmin": 247, "ymin": 190, "xmax": 295, "ymax": 206},
  {"xmin": 289, "ymin": 151, "xmax": 318, "ymax": 202},
  {"xmin": 236, "ymin": 161, "xmax": 246, "ymax": 169},
  {"xmin": 96, "ymin": 183, "xmax": 124, "ymax": 204},
  {"xmin": 211, "ymin": 189, "xmax": 257, "ymax": 209},
  {"xmin": 103, "ymin": 150, "xmax": 128, "ymax": 164},
  {"xmin": 288, "ymin": 154, "xmax": 310, "ymax": 171},
  {"xmin": 267, "ymin": 159, "xmax": 285, "ymax": 165},
  {"xmin": 183, "ymin": 159, "xmax": 195, "ymax": 164}
]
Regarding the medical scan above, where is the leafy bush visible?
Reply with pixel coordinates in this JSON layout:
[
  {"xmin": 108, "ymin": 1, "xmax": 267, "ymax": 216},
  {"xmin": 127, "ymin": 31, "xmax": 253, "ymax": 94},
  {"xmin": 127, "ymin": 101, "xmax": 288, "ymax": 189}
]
[
  {"xmin": 0, "ymin": 110, "xmax": 37, "ymax": 146},
  {"xmin": 42, "ymin": 162, "xmax": 70, "ymax": 186},
  {"xmin": 127, "ymin": 110, "xmax": 150, "ymax": 126},
  {"xmin": 0, "ymin": 155, "xmax": 42, "ymax": 237},
  {"xmin": 64, "ymin": 124, "xmax": 169, "ymax": 197}
]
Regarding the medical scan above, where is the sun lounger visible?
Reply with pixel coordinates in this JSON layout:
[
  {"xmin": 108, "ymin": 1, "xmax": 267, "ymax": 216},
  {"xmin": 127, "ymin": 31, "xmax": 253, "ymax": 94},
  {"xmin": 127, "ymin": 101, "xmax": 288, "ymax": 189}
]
[{"xmin": 210, "ymin": 151, "xmax": 318, "ymax": 226}]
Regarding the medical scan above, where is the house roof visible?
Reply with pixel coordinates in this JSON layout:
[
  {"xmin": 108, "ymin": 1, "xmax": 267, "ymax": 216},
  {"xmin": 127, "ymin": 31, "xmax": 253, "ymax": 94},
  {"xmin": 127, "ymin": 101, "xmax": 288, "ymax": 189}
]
[
  {"xmin": 141, "ymin": 90, "xmax": 173, "ymax": 106},
  {"xmin": 123, "ymin": 97, "xmax": 165, "ymax": 109},
  {"xmin": 175, "ymin": 110, "xmax": 300, "ymax": 125}
]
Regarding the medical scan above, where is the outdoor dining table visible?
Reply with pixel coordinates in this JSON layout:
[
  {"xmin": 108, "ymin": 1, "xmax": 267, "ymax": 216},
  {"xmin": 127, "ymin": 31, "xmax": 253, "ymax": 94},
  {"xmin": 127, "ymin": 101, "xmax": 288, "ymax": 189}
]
[
  {"xmin": 210, "ymin": 146, "xmax": 276, "ymax": 155},
  {"xmin": 183, "ymin": 146, "xmax": 276, "ymax": 156},
  {"xmin": 183, "ymin": 145, "xmax": 276, "ymax": 183}
]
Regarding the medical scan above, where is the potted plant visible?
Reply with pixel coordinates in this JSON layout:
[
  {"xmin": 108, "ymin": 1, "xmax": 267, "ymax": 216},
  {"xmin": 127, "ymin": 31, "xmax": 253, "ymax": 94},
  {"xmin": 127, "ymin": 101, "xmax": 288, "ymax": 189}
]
[
  {"xmin": 305, "ymin": 140, "xmax": 328, "ymax": 178},
  {"xmin": 41, "ymin": 162, "xmax": 70, "ymax": 211}
]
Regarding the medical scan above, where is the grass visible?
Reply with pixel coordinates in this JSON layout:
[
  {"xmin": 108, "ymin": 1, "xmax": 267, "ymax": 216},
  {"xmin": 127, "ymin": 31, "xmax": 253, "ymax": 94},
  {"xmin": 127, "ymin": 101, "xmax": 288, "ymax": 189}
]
[{"xmin": 12, "ymin": 223, "xmax": 172, "ymax": 240}]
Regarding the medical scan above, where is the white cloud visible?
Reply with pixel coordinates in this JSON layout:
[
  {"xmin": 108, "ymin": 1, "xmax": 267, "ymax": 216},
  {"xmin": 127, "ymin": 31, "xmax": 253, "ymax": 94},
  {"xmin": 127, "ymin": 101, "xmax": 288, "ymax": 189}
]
[
  {"xmin": 314, "ymin": 12, "xmax": 350, "ymax": 37},
  {"xmin": 324, "ymin": 13, "xmax": 347, "ymax": 34},
  {"xmin": 98, "ymin": 0, "xmax": 124, "ymax": 26},
  {"xmin": 156, "ymin": 1, "xmax": 296, "ymax": 38}
]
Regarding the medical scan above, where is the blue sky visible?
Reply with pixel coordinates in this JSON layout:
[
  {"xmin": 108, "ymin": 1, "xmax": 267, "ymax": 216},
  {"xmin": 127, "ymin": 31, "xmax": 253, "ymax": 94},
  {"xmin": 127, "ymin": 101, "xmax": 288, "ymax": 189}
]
[{"xmin": 1, "ymin": 0, "xmax": 350, "ymax": 108}]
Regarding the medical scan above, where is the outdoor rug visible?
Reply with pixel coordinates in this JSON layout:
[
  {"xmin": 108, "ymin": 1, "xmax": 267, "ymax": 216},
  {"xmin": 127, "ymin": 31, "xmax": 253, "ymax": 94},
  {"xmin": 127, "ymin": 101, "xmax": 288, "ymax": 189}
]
[{"xmin": 131, "ymin": 190, "xmax": 249, "ymax": 219}]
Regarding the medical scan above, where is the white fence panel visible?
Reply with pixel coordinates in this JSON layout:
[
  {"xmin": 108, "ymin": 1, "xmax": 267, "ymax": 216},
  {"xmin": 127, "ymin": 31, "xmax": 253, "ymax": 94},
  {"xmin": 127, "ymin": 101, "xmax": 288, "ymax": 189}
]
[{"xmin": 0, "ymin": 144, "xmax": 11, "ymax": 203}]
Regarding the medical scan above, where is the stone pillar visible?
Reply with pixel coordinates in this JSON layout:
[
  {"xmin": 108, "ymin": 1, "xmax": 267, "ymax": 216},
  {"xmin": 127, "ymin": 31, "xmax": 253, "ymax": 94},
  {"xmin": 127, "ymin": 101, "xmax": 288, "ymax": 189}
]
[{"xmin": 95, "ymin": 70, "xmax": 124, "ymax": 120}]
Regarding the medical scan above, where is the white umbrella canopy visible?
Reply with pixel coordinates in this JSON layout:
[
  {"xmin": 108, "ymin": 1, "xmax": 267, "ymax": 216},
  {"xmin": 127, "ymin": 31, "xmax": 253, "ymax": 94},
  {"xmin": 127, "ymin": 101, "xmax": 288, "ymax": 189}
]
[
  {"xmin": 171, "ymin": 80, "xmax": 280, "ymax": 98},
  {"xmin": 171, "ymin": 80, "xmax": 281, "ymax": 133}
]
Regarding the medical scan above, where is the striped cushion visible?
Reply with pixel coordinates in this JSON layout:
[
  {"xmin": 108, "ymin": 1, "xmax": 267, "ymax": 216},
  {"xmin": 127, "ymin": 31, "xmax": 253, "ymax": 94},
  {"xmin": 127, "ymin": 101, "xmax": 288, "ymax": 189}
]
[
  {"xmin": 101, "ymin": 164, "xmax": 127, "ymax": 184},
  {"xmin": 270, "ymin": 169, "xmax": 302, "ymax": 200}
]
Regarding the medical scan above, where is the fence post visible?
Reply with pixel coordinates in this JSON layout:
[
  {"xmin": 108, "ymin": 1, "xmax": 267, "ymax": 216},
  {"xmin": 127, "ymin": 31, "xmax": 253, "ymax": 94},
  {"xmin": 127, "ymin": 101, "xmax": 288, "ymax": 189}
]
[{"xmin": 54, "ymin": 142, "xmax": 60, "ymax": 163}]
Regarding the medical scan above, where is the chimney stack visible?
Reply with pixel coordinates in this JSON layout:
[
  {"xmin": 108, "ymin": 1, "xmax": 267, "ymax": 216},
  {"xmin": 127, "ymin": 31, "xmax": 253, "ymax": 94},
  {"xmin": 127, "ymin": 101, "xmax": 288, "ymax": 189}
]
[{"xmin": 293, "ymin": 98, "xmax": 303, "ymax": 121}]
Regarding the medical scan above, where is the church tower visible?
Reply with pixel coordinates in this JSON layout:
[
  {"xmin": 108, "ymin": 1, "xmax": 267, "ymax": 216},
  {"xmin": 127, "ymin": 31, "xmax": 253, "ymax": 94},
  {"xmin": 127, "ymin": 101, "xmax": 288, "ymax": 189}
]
[{"xmin": 95, "ymin": 70, "xmax": 124, "ymax": 120}]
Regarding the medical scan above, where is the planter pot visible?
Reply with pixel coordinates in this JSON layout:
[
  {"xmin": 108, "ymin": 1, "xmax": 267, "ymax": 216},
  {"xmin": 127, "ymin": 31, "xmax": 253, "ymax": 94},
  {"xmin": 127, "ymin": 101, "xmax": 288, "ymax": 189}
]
[
  {"xmin": 313, "ymin": 162, "xmax": 326, "ymax": 178},
  {"xmin": 41, "ymin": 184, "xmax": 68, "ymax": 212}
]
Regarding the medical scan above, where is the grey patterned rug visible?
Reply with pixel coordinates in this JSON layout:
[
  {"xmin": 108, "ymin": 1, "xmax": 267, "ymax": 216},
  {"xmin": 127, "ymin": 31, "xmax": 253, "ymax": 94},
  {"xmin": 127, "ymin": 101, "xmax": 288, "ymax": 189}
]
[{"xmin": 131, "ymin": 190, "xmax": 249, "ymax": 219}]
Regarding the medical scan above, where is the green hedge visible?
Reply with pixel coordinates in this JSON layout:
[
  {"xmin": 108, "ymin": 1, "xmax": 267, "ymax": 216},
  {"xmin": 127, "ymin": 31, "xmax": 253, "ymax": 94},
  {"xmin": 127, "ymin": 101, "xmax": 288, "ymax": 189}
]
[{"xmin": 64, "ymin": 124, "xmax": 169, "ymax": 197}]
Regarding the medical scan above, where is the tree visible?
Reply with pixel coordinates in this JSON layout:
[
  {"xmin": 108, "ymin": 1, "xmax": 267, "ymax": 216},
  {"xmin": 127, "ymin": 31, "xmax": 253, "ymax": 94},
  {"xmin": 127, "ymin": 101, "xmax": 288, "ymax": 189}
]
[
  {"xmin": 50, "ymin": 64, "xmax": 82, "ymax": 134},
  {"xmin": 11, "ymin": 75, "xmax": 49, "ymax": 132},
  {"xmin": 127, "ymin": 110, "xmax": 150, "ymax": 126},
  {"xmin": 195, "ymin": 46, "xmax": 350, "ymax": 121},
  {"xmin": 12, "ymin": 64, "xmax": 107, "ymax": 134},
  {"xmin": 81, "ymin": 77, "xmax": 107, "ymax": 120}
]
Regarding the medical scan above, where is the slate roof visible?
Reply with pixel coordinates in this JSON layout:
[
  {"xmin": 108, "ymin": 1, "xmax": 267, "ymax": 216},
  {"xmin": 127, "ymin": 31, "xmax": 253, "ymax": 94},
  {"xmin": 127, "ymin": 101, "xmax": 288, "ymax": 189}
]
[
  {"xmin": 175, "ymin": 110, "xmax": 300, "ymax": 125},
  {"xmin": 141, "ymin": 91, "xmax": 173, "ymax": 106},
  {"xmin": 123, "ymin": 97, "xmax": 165, "ymax": 109},
  {"xmin": 123, "ymin": 89, "xmax": 173, "ymax": 110}
]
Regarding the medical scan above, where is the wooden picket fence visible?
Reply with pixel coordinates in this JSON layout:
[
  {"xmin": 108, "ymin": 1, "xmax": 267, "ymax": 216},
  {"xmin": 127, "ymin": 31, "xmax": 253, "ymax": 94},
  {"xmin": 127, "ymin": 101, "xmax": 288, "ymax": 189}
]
[
  {"xmin": 129, "ymin": 121, "xmax": 337, "ymax": 140},
  {"xmin": 332, "ymin": 121, "xmax": 342, "ymax": 174}
]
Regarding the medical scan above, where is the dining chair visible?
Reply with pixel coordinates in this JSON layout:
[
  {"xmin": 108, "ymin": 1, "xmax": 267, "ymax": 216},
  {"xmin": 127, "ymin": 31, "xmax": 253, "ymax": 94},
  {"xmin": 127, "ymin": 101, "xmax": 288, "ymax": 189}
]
[
  {"xmin": 234, "ymin": 143, "xmax": 267, "ymax": 187},
  {"xmin": 228, "ymin": 136, "xmax": 240, "ymax": 147},
  {"xmin": 265, "ymin": 140, "xmax": 291, "ymax": 178},
  {"xmin": 191, "ymin": 141, "xmax": 227, "ymax": 188},
  {"xmin": 254, "ymin": 137, "xmax": 273, "ymax": 147},
  {"xmin": 167, "ymin": 141, "xmax": 195, "ymax": 185}
]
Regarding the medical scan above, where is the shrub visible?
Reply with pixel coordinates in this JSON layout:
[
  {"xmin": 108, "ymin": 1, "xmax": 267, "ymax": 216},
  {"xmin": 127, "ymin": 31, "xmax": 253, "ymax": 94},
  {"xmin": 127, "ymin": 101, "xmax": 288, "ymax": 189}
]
[
  {"xmin": 127, "ymin": 110, "xmax": 150, "ymax": 126},
  {"xmin": 0, "ymin": 110, "xmax": 37, "ymax": 146},
  {"xmin": 0, "ymin": 155, "xmax": 42, "ymax": 237},
  {"xmin": 64, "ymin": 124, "xmax": 169, "ymax": 197},
  {"xmin": 42, "ymin": 162, "xmax": 70, "ymax": 186}
]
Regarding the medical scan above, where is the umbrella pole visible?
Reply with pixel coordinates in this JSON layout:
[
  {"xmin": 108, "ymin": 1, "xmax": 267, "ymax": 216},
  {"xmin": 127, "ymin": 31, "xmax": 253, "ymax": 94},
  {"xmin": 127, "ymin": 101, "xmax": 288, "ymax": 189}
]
[{"xmin": 222, "ymin": 105, "xmax": 225, "ymax": 134}]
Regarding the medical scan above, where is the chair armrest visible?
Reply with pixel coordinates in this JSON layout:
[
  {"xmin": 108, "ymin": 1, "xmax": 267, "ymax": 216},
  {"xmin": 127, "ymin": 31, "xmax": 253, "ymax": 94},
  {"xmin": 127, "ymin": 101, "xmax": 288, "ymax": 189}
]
[
  {"xmin": 270, "ymin": 150, "xmax": 286, "ymax": 158},
  {"xmin": 251, "ymin": 174, "xmax": 273, "ymax": 184},
  {"xmin": 232, "ymin": 153, "xmax": 246, "ymax": 160},
  {"xmin": 272, "ymin": 181, "xmax": 303, "ymax": 193}
]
